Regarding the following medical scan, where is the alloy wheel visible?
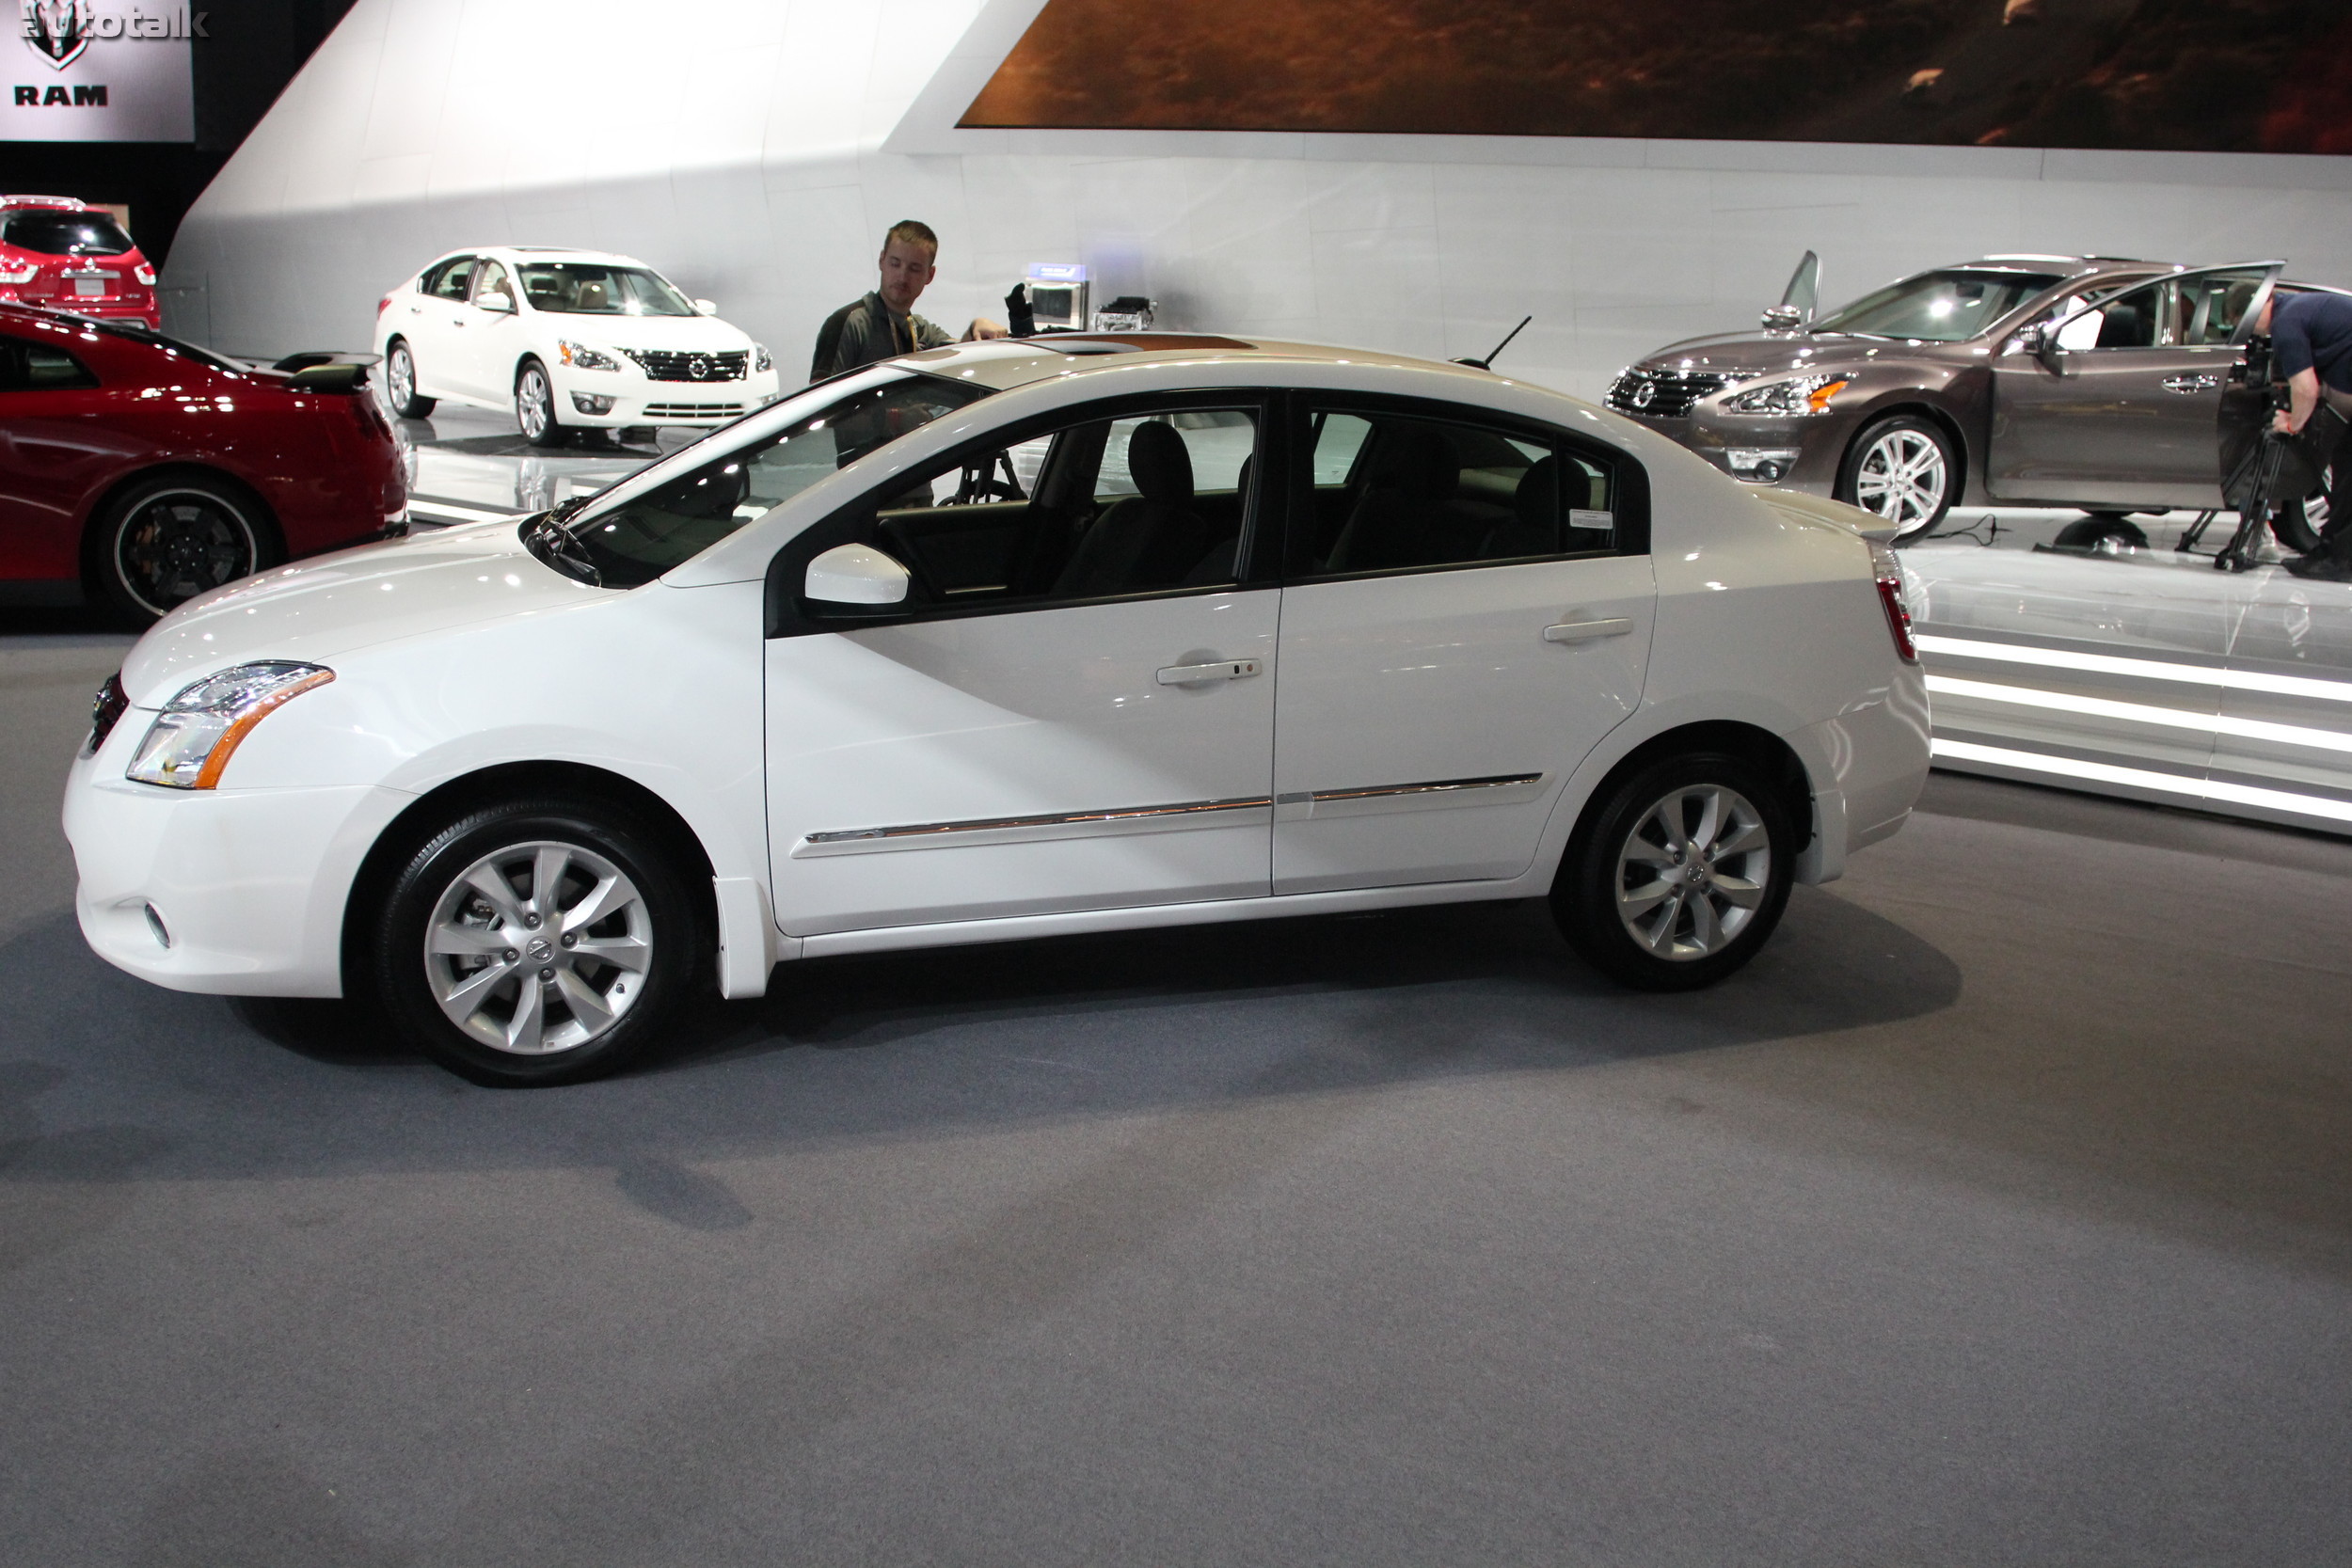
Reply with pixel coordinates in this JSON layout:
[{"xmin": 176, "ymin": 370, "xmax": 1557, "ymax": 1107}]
[
  {"xmin": 516, "ymin": 366, "xmax": 551, "ymax": 440},
  {"xmin": 114, "ymin": 490, "xmax": 258, "ymax": 616},
  {"xmin": 1612, "ymin": 784, "xmax": 1773, "ymax": 961},
  {"xmin": 1852, "ymin": 429, "xmax": 1949, "ymax": 533},
  {"xmin": 387, "ymin": 345, "xmax": 416, "ymax": 414},
  {"xmin": 422, "ymin": 840, "xmax": 653, "ymax": 1055}
]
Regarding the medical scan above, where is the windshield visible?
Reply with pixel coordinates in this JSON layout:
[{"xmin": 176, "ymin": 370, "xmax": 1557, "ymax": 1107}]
[
  {"xmin": 553, "ymin": 370, "xmax": 995, "ymax": 588},
  {"xmin": 1813, "ymin": 268, "xmax": 2063, "ymax": 341},
  {"xmin": 517, "ymin": 262, "xmax": 696, "ymax": 316},
  {"xmin": 4, "ymin": 211, "xmax": 134, "ymax": 257}
]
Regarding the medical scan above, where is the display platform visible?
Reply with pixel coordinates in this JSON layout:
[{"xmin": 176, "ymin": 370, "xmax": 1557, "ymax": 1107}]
[
  {"xmin": 1904, "ymin": 507, "xmax": 2352, "ymax": 836},
  {"xmin": 396, "ymin": 407, "xmax": 2352, "ymax": 839}
]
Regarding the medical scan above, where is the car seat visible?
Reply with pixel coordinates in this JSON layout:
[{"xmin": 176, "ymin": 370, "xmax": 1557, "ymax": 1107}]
[
  {"xmin": 1324, "ymin": 427, "xmax": 1463, "ymax": 572},
  {"xmin": 1051, "ymin": 421, "xmax": 1215, "ymax": 597},
  {"xmin": 1476, "ymin": 456, "xmax": 1588, "ymax": 560},
  {"xmin": 576, "ymin": 279, "xmax": 612, "ymax": 312}
]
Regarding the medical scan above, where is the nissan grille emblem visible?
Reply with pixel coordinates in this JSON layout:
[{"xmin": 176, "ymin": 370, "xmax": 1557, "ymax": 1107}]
[
  {"xmin": 1629, "ymin": 378, "xmax": 1656, "ymax": 409},
  {"xmin": 686, "ymin": 355, "xmax": 711, "ymax": 381}
]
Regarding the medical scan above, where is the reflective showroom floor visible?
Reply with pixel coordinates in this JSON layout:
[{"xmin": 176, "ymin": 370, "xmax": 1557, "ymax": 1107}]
[
  {"xmin": 5, "ymin": 603, "xmax": 2350, "ymax": 1563},
  {"xmin": 399, "ymin": 406, "xmax": 2352, "ymax": 840}
]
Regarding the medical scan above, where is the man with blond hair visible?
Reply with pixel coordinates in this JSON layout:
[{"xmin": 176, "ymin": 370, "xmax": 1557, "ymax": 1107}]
[{"xmin": 809, "ymin": 219, "xmax": 1004, "ymax": 380}]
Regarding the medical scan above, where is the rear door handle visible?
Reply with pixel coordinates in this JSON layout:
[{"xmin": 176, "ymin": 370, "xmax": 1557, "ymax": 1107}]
[
  {"xmin": 1544, "ymin": 618, "xmax": 1633, "ymax": 643},
  {"xmin": 2160, "ymin": 373, "xmax": 2218, "ymax": 393},
  {"xmin": 1156, "ymin": 657, "xmax": 1262, "ymax": 686}
]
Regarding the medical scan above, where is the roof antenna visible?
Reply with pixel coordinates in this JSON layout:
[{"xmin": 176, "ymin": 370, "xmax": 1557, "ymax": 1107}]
[{"xmin": 1454, "ymin": 315, "xmax": 1531, "ymax": 371}]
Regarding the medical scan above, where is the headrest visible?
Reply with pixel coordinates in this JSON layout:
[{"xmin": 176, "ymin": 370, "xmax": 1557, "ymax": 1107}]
[
  {"xmin": 1127, "ymin": 420, "xmax": 1194, "ymax": 502},
  {"xmin": 1514, "ymin": 457, "xmax": 1559, "ymax": 531},
  {"xmin": 1368, "ymin": 428, "xmax": 1458, "ymax": 501}
]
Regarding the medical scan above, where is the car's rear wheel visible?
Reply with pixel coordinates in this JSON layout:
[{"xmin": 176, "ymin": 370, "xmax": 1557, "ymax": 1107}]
[
  {"xmin": 1837, "ymin": 415, "xmax": 1956, "ymax": 539},
  {"xmin": 1552, "ymin": 752, "xmax": 1795, "ymax": 991},
  {"xmin": 385, "ymin": 339, "xmax": 435, "ymax": 419},
  {"xmin": 516, "ymin": 358, "xmax": 566, "ymax": 449},
  {"xmin": 372, "ymin": 799, "xmax": 701, "ymax": 1085},
  {"xmin": 93, "ymin": 473, "xmax": 277, "ymax": 626}
]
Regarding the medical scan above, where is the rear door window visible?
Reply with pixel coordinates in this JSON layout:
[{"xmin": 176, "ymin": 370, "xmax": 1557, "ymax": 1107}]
[
  {"xmin": 423, "ymin": 257, "xmax": 477, "ymax": 300},
  {"xmin": 1291, "ymin": 401, "xmax": 1631, "ymax": 578}
]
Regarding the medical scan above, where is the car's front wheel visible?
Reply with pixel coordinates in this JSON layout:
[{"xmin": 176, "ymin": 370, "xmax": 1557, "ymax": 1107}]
[
  {"xmin": 1552, "ymin": 752, "xmax": 1795, "ymax": 990},
  {"xmin": 384, "ymin": 338, "xmax": 435, "ymax": 419},
  {"xmin": 516, "ymin": 357, "xmax": 566, "ymax": 449},
  {"xmin": 92, "ymin": 472, "xmax": 278, "ymax": 626},
  {"xmin": 372, "ymin": 799, "xmax": 702, "ymax": 1085},
  {"xmin": 1837, "ymin": 415, "xmax": 1956, "ymax": 539}
]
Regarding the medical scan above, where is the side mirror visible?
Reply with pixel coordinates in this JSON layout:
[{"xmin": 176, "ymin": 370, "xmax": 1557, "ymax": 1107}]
[
  {"xmin": 693, "ymin": 298, "xmax": 719, "ymax": 316},
  {"xmin": 1760, "ymin": 304, "xmax": 1804, "ymax": 333},
  {"xmin": 2015, "ymin": 323, "xmax": 2058, "ymax": 367},
  {"xmin": 803, "ymin": 543, "xmax": 910, "ymax": 609},
  {"xmin": 477, "ymin": 290, "xmax": 515, "ymax": 314}
]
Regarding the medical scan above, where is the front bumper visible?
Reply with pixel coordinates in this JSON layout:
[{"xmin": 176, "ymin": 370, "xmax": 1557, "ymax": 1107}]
[
  {"xmin": 64, "ymin": 729, "xmax": 412, "ymax": 997},
  {"xmin": 1612, "ymin": 405, "xmax": 1843, "ymax": 498},
  {"xmin": 552, "ymin": 366, "xmax": 784, "ymax": 428}
]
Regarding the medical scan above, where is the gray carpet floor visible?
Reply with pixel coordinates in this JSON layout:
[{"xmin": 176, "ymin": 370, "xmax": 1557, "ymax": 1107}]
[{"xmin": 4, "ymin": 627, "xmax": 2348, "ymax": 1566}]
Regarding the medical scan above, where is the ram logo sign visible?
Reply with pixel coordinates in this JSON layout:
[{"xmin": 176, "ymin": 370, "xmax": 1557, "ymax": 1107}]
[{"xmin": 8, "ymin": 0, "xmax": 191, "ymax": 140}]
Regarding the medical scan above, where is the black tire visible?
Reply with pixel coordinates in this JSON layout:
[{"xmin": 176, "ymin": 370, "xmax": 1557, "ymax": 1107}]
[
  {"xmin": 91, "ymin": 471, "xmax": 278, "ymax": 626},
  {"xmin": 2274, "ymin": 483, "xmax": 2328, "ymax": 555},
  {"xmin": 384, "ymin": 338, "xmax": 435, "ymax": 419},
  {"xmin": 516, "ymin": 356, "xmax": 566, "ymax": 449},
  {"xmin": 1836, "ymin": 414, "xmax": 1958, "ymax": 539},
  {"xmin": 1551, "ymin": 752, "xmax": 1796, "ymax": 991},
  {"xmin": 371, "ymin": 798, "xmax": 703, "ymax": 1086},
  {"xmin": 2054, "ymin": 515, "xmax": 2149, "ymax": 551}
]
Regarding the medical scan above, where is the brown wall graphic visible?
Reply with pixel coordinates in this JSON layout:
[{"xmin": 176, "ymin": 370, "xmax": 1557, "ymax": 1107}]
[{"xmin": 961, "ymin": 0, "xmax": 2352, "ymax": 154}]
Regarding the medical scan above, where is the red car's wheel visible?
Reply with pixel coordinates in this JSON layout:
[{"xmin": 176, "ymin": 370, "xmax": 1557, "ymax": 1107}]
[{"xmin": 93, "ymin": 473, "xmax": 279, "ymax": 626}]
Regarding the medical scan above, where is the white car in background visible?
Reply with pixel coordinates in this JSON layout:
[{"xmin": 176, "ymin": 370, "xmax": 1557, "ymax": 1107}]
[
  {"xmin": 64, "ymin": 336, "xmax": 1931, "ymax": 1086},
  {"xmin": 373, "ymin": 245, "xmax": 782, "ymax": 445}
]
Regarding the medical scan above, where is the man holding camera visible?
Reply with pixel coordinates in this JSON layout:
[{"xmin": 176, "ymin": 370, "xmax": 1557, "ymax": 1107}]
[{"xmin": 2257, "ymin": 288, "xmax": 2352, "ymax": 580}]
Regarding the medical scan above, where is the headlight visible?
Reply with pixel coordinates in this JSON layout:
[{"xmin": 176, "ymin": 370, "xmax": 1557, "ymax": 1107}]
[
  {"xmin": 1720, "ymin": 373, "xmax": 1849, "ymax": 417},
  {"xmin": 557, "ymin": 340, "xmax": 619, "ymax": 372},
  {"xmin": 754, "ymin": 342, "xmax": 772, "ymax": 373},
  {"xmin": 124, "ymin": 662, "xmax": 334, "ymax": 789}
]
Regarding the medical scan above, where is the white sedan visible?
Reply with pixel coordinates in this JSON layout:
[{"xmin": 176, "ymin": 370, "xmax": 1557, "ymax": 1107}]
[
  {"xmin": 373, "ymin": 245, "xmax": 783, "ymax": 445},
  {"xmin": 64, "ymin": 336, "xmax": 1931, "ymax": 1085}
]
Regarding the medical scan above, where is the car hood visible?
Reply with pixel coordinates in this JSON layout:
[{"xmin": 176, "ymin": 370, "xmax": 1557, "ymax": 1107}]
[
  {"xmin": 1634, "ymin": 331, "xmax": 1927, "ymax": 377},
  {"xmin": 119, "ymin": 520, "xmax": 608, "ymax": 706},
  {"xmin": 551, "ymin": 314, "xmax": 753, "ymax": 353}
]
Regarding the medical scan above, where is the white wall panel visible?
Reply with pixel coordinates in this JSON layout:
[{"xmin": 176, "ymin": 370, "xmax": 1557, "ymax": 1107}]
[{"xmin": 167, "ymin": 0, "xmax": 2352, "ymax": 405}]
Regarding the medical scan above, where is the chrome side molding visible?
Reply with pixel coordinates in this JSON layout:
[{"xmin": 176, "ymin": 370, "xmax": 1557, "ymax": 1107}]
[
  {"xmin": 1275, "ymin": 771, "xmax": 1547, "ymax": 821},
  {"xmin": 794, "ymin": 794, "xmax": 1273, "ymax": 858}
]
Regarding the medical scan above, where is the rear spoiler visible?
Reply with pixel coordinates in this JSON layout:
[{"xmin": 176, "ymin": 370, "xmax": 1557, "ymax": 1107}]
[{"xmin": 266, "ymin": 350, "xmax": 381, "ymax": 393}]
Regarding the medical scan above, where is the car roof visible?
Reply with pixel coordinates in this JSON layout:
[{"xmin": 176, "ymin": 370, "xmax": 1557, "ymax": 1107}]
[
  {"xmin": 882, "ymin": 333, "xmax": 1518, "ymax": 394},
  {"xmin": 426, "ymin": 245, "xmax": 652, "ymax": 270},
  {"xmin": 0, "ymin": 194, "xmax": 97, "ymax": 213}
]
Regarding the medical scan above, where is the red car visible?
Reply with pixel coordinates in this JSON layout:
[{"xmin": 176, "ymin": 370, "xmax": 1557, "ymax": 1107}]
[
  {"xmin": 0, "ymin": 196, "xmax": 159, "ymax": 327},
  {"xmin": 0, "ymin": 304, "xmax": 407, "ymax": 623}
]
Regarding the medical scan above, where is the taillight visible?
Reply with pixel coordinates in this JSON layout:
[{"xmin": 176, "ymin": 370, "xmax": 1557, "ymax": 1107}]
[
  {"xmin": 1868, "ymin": 540, "xmax": 1917, "ymax": 663},
  {"xmin": 377, "ymin": 293, "xmax": 392, "ymax": 314}
]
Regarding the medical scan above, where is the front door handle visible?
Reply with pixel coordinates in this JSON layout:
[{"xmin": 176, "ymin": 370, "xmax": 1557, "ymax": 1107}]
[
  {"xmin": 1544, "ymin": 618, "xmax": 1633, "ymax": 643},
  {"xmin": 1156, "ymin": 657, "xmax": 1262, "ymax": 686},
  {"xmin": 2160, "ymin": 373, "xmax": 2218, "ymax": 393}
]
